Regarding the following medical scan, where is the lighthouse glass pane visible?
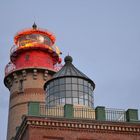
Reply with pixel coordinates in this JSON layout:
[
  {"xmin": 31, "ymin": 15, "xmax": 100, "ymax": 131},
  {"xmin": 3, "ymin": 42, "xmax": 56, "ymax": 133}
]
[
  {"xmin": 66, "ymin": 98, "xmax": 72, "ymax": 104},
  {"xmin": 72, "ymin": 84, "xmax": 77, "ymax": 90},
  {"xmin": 45, "ymin": 78, "xmax": 94, "ymax": 107},
  {"xmin": 59, "ymin": 78, "xmax": 65, "ymax": 84},
  {"xmin": 60, "ymin": 84, "xmax": 65, "ymax": 91},
  {"xmin": 79, "ymin": 98, "xmax": 84, "ymax": 105},
  {"xmin": 73, "ymin": 98, "xmax": 78, "ymax": 104},
  {"xmin": 78, "ymin": 79, "xmax": 83, "ymax": 85},
  {"xmin": 79, "ymin": 92, "xmax": 84, "ymax": 98},
  {"xmin": 60, "ymin": 91, "xmax": 65, "ymax": 97},
  {"xmin": 72, "ymin": 91, "xmax": 78, "ymax": 98},
  {"xmin": 66, "ymin": 91, "xmax": 71, "ymax": 97},
  {"xmin": 66, "ymin": 78, "xmax": 71, "ymax": 83},
  {"xmin": 72, "ymin": 77, "xmax": 77, "ymax": 83},
  {"xmin": 66, "ymin": 84, "xmax": 71, "ymax": 90},
  {"xmin": 79, "ymin": 85, "xmax": 83, "ymax": 92}
]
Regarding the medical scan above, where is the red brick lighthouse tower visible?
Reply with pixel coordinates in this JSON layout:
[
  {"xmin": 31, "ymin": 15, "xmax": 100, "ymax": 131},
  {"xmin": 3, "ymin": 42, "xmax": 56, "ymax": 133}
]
[{"xmin": 4, "ymin": 23, "xmax": 62, "ymax": 140}]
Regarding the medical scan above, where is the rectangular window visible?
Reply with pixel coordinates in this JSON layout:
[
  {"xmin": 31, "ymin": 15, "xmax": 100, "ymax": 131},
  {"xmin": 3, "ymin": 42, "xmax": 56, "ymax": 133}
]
[{"xmin": 19, "ymin": 80, "xmax": 23, "ymax": 91}]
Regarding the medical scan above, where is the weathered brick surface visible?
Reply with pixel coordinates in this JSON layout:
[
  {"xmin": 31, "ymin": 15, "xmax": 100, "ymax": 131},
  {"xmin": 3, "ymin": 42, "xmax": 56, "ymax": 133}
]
[
  {"xmin": 6, "ymin": 70, "xmax": 53, "ymax": 140},
  {"xmin": 24, "ymin": 125, "xmax": 140, "ymax": 140},
  {"xmin": 16, "ymin": 117, "xmax": 140, "ymax": 140}
]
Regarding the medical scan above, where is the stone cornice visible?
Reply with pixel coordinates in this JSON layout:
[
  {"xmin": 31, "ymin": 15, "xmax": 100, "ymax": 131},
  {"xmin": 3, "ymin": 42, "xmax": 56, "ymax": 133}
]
[
  {"xmin": 15, "ymin": 116, "xmax": 140, "ymax": 140},
  {"xmin": 4, "ymin": 67, "xmax": 55, "ymax": 89}
]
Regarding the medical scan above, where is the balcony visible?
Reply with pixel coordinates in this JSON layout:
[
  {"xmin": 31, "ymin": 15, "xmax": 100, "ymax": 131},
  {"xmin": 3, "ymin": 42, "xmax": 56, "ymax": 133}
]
[{"xmin": 28, "ymin": 102, "xmax": 139, "ymax": 122}]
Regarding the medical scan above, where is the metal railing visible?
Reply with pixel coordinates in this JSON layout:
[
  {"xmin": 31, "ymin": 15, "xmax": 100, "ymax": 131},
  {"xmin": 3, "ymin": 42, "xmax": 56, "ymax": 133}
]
[
  {"xmin": 74, "ymin": 107, "xmax": 95, "ymax": 119},
  {"xmin": 105, "ymin": 108, "xmax": 126, "ymax": 122},
  {"xmin": 39, "ymin": 104, "xmax": 95, "ymax": 120},
  {"xmin": 5, "ymin": 62, "xmax": 16, "ymax": 76},
  {"xmin": 40, "ymin": 105, "xmax": 64, "ymax": 118},
  {"xmin": 36, "ymin": 104, "xmax": 138, "ymax": 122}
]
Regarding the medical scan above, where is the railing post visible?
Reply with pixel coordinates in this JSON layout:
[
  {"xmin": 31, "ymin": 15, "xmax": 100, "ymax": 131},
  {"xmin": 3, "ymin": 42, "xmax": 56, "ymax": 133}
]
[
  {"xmin": 28, "ymin": 102, "xmax": 40, "ymax": 116},
  {"xmin": 126, "ymin": 109, "xmax": 138, "ymax": 122},
  {"xmin": 95, "ymin": 106, "xmax": 105, "ymax": 121},
  {"xmin": 64, "ymin": 104, "xmax": 74, "ymax": 119}
]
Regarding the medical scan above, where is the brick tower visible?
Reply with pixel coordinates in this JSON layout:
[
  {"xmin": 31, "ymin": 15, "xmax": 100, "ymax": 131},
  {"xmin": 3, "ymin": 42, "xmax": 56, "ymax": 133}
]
[{"xmin": 4, "ymin": 23, "xmax": 62, "ymax": 140}]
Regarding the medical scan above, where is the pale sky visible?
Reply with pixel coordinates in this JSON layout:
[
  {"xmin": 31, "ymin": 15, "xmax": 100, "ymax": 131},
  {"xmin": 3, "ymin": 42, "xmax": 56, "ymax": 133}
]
[{"xmin": 0, "ymin": 0, "xmax": 140, "ymax": 139}]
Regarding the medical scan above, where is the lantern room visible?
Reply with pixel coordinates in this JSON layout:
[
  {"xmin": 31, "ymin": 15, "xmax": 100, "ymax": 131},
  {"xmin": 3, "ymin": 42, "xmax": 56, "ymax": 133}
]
[{"xmin": 9, "ymin": 23, "xmax": 62, "ymax": 71}]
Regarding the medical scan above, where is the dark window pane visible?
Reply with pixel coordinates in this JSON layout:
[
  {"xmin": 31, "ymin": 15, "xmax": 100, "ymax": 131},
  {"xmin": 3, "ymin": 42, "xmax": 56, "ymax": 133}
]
[
  {"xmin": 54, "ymin": 79, "xmax": 59, "ymax": 86},
  {"xmin": 66, "ymin": 78, "xmax": 71, "ymax": 83},
  {"xmin": 50, "ymin": 95, "xmax": 54, "ymax": 101},
  {"xmin": 89, "ymin": 95, "xmax": 92, "ymax": 102},
  {"xmin": 54, "ymin": 92, "xmax": 59, "ymax": 98},
  {"xmin": 78, "ymin": 79, "xmax": 83, "ymax": 85},
  {"xmin": 50, "ymin": 88, "xmax": 54, "ymax": 95},
  {"xmin": 72, "ymin": 91, "xmax": 78, "ymax": 97},
  {"xmin": 60, "ymin": 91, "xmax": 65, "ymax": 98},
  {"xmin": 83, "ymin": 86, "xmax": 89, "ymax": 93},
  {"xmin": 50, "ymin": 81, "xmax": 53, "ymax": 88},
  {"xmin": 84, "ymin": 80, "xmax": 88, "ymax": 86},
  {"xmin": 88, "ymin": 83, "xmax": 91, "ymax": 88},
  {"xmin": 56, "ymin": 79, "xmax": 59, "ymax": 85},
  {"xmin": 46, "ymin": 85, "xmax": 49, "ymax": 91},
  {"xmin": 79, "ymin": 85, "xmax": 83, "ymax": 92},
  {"xmin": 89, "ymin": 88, "xmax": 93, "ymax": 96},
  {"xmin": 66, "ymin": 91, "xmax": 71, "ymax": 97},
  {"xmin": 79, "ymin": 91, "xmax": 84, "ymax": 98},
  {"xmin": 66, "ymin": 84, "xmax": 71, "ymax": 90},
  {"xmin": 53, "ymin": 86, "xmax": 57, "ymax": 93},
  {"xmin": 72, "ymin": 84, "xmax": 77, "ymax": 90},
  {"xmin": 72, "ymin": 77, "xmax": 77, "ymax": 83},
  {"xmin": 59, "ymin": 78, "xmax": 65, "ymax": 84},
  {"xmin": 60, "ymin": 84, "xmax": 65, "ymax": 91}
]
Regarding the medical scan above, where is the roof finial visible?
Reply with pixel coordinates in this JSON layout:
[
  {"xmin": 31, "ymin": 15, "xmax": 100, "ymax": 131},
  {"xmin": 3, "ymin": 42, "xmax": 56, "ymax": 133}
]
[
  {"xmin": 32, "ymin": 22, "xmax": 37, "ymax": 29},
  {"xmin": 64, "ymin": 55, "xmax": 73, "ymax": 64}
]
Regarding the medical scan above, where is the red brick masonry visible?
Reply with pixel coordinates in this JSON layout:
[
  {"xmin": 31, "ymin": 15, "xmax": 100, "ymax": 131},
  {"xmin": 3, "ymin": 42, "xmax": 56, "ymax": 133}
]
[{"xmin": 15, "ymin": 116, "xmax": 140, "ymax": 140}]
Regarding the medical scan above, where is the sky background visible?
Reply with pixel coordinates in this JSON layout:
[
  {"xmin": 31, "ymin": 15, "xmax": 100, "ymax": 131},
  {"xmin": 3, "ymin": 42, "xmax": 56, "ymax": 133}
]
[{"xmin": 0, "ymin": 0, "xmax": 140, "ymax": 139}]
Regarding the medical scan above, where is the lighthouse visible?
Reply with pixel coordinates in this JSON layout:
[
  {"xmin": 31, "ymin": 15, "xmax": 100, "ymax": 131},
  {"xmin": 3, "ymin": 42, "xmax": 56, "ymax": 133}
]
[{"xmin": 4, "ymin": 23, "xmax": 62, "ymax": 140}]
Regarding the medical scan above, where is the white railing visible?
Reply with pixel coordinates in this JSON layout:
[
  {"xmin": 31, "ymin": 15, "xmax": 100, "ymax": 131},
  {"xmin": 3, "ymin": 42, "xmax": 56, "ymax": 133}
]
[{"xmin": 5, "ymin": 62, "xmax": 16, "ymax": 76}]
